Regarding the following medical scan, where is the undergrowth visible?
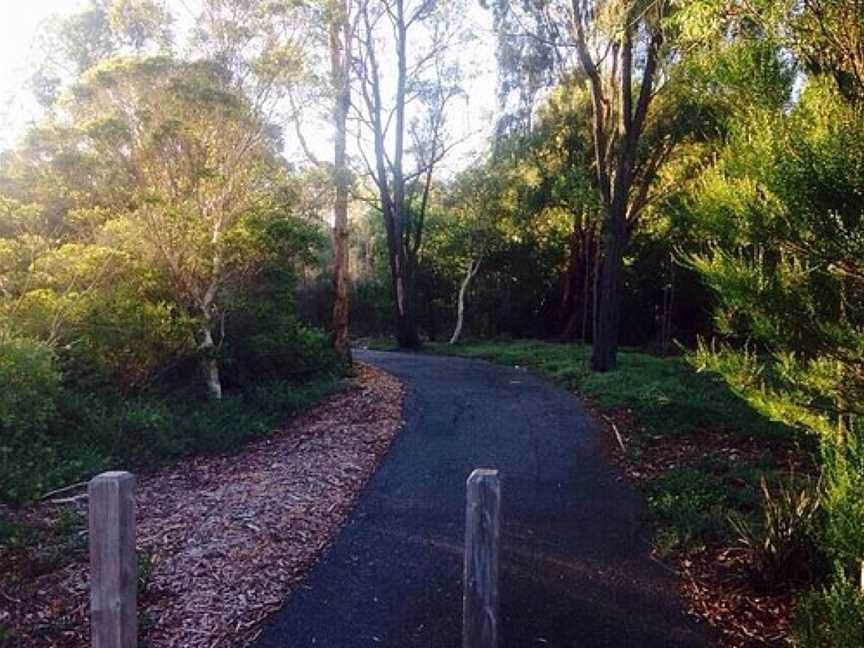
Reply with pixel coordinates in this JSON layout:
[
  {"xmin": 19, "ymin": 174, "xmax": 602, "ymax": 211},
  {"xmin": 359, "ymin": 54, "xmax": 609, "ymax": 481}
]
[{"xmin": 0, "ymin": 374, "xmax": 341, "ymax": 505}]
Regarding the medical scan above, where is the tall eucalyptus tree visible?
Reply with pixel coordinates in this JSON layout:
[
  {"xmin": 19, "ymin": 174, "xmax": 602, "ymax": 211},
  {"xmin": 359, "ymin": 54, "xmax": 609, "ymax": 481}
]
[
  {"xmin": 485, "ymin": 0, "xmax": 680, "ymax": 370},
  {"xmin": 352, "ymin": 0, "xmax": 467, "ymax": 347},
  {"xmin": 327, "ymin": 0, "xmax": 354, "ymax": 361}
]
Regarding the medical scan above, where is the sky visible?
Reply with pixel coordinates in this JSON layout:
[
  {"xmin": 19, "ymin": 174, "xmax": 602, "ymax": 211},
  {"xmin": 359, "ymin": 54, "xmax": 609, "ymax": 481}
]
[
  {"xmin": 0, "ymin": 0, "xmax": 500, "ymax": 174},
  {"xmin": 0, "ymin": 0, "xmax": 73, "ymax": 146}
]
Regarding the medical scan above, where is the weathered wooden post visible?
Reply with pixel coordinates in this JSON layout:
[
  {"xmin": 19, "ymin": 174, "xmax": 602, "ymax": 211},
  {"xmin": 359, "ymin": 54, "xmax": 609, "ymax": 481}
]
[
  {"xmin": 463, "ymin": 468, "xmax": 501, "ymax": 648},
  {"xmin": 89, "ymin": 471, "xmax": 137, "ymax": 648}
]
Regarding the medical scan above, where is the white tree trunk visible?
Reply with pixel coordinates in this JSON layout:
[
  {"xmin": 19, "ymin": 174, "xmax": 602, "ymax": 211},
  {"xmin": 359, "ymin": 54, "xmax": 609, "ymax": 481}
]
[
  {"xmin": 450, "ymin": 259, "xmax": 480, "ymax": 345},
  {"xmin": 200, "ymin": 326, "xmax": 222, "ymax": 400},
  {"xmin": 859, "ymin": 559, "xmax": 863, "ymax": 594}
]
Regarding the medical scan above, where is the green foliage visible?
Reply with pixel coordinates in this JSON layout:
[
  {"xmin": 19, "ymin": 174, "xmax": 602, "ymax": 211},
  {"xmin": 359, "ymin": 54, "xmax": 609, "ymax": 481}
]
[
  {"xmin": 689, "ymin": 341, "xmax": 835, "ymax": 438},
  {"xmin": 687, "ymin": 82, "xmax": 864, "ymax": 432},
  {"xmin": 680, "ymin": 59, "xmax": 864, "ymax": 639},
  {"xmin": 0, "ymin": 513, "xmax": 40, "ymax": 548},
  {"xmin": 729, "ymin": 474, "xmax": 823, "ymax": 590},
  {"xmin": 0, "ymin": 52, "xmax": 340, "ymax": 504},
  {"xmin": 648, "ymin": 468, "xmax": 729, "ymax": 554},
  {"xmin": 0, "ymin": 335, "xmax": 61, "ymax": 444},
  {"xmin": 0, "ymin": 439, "xmax": 108, "ymax": 505},
  {"xmin": 794, "ymin": 563, "xmax": 864, "ymax": 648},
  {"xmin": 0, "ymin": 373, "xmax": 340, "ymax": 504},
  {"xmin": 821, "ymin": 435, "xmax": 864, "ymax": 570}
]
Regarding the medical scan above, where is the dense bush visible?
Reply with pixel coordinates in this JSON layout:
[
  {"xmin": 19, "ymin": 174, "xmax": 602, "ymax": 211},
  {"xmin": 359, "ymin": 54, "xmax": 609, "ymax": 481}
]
[
  {"xmin": 0, "ymin": 335, "xmax": 61, "ymax": 445},
  {"xmin": 728, "ymin": 475, "xmax": 824, "ymax": 591},
  {"xmin": 795, "ymin": 564, "xmax": 864, "ymax": 648}
]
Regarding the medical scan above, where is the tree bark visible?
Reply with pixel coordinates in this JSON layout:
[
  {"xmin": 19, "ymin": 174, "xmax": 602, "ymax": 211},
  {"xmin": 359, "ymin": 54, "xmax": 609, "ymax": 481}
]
[
  {"xmin": 591, "ymin": 201, "xmax": 626, "ymax": 371},
  {"xmin": 660, "ymin": 255, "xmax": 675, "ymax": 353},
  {"xmin": 560, "ymin": 214, "xmax": 596, "ymax": 340},
  {"xmin": 200, "ymin": 239, "xmax": 223, "ymax": 399},
  {"xmin": 559, "ymin": 226, "xmax": 580, "ymax": 338},
  {"xmin": 354, "ymin": 0, "xmax": 453, "ymax": 349},
  {"xmin": 330, "ymin": 0, "xmax": 352, "ymax": 363},
  {"xmin": 356, "ymin": 0, "xmax": 421, "ymax": 349},
  {"xmin": 580, "ymin": 227, "xmax": 594, "ymax": 343},
  {"xmin": 200, "ymin": 326, "xmax": 222, "ymax": 400},
  {"xmin": 394, "ymin": 267, "xmax": 420, "ymax": 347},
  {"xmin": 450, "ymin": 258, "xmax": 481, "ymax": 345}
]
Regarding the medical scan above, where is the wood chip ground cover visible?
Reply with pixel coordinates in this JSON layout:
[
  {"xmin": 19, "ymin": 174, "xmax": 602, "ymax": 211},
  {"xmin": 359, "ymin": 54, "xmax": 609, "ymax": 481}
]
[{"xmin": 0, "ymin": 363, "xmax": 403, "ymax": 647}]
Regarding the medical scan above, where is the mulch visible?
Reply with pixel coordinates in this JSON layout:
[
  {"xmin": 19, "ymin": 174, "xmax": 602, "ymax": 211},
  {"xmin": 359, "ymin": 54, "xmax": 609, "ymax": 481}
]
[{"xmin": 0, "ymin": 363, "xmax": 403, "ymax": 647}]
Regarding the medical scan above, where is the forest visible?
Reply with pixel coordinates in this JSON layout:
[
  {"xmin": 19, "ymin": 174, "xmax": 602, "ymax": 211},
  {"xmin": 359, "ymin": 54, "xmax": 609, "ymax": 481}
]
[{"xmin": 0, "ymin": 0, "xmax": 862, "ymax": 646}]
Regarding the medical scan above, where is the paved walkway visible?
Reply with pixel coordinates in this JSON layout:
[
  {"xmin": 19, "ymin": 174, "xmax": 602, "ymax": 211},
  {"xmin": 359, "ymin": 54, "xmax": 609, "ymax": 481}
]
[{"xmin": 255, "ymin": 350, "xmax": 712, "ymax": 647}]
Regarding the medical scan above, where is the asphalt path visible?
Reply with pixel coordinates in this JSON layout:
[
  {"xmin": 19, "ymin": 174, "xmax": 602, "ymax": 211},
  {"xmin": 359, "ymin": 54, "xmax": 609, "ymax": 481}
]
[{"xmin": 255, "ymin": 350, "xmax": 713, "ymax": 648}]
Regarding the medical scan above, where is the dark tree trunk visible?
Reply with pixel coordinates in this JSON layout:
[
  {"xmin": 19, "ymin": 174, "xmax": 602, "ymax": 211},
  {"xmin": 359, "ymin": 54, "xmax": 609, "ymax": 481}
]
[
  {"xmin": 383, "ymin": 229, "xmax": 420, "ymax": 348},
  {"xmin": 560, "ymin": 215, "xmax": 596, "ymax": 340},
  {"xmin": 393, "ymin": 269, "xmax": 420, "ymax": 347},
  {"xmin": 559, "ymin": 228, "xmax": 581, "ymax": 338},
  {"xmin": 570, "ymin": 7, "xmax": 663, "ymax": 372},
  {"xmin": 591, "ymin": 202, "xmax": 627, "ymax": 371}
]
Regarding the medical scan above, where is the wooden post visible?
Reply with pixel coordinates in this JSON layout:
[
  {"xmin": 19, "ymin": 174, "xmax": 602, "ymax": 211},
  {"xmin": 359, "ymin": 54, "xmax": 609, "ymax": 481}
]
[
  {"xmin": 89, "ymin": 471, "xmax": 137, "ymax": 648},
  {"xmin": 463, "ymin": 468, "xmax": 501, "ymax": 648}
]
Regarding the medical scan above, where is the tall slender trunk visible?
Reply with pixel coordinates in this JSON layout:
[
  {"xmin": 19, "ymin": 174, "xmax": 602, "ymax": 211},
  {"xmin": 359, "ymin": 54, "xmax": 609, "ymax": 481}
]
[
  {"xmin": 572, "ymin": 8, "xmax": 663, "ymax": 372},
  {"xmin": 382, "ymin": 223, "xmax": 419, "ymax": 348},
  {"xmin": 591, "ymin": 200, "xmax": 627, "ymax": 371},
  {"xmin": 330, "ymin": 0, "xmax": 352, "ymax": 363},
  {"xmin": 450, "ymin": 258, "xmax": 480, "ymax": 345},
  {"xmin": 561, "ymin": 215, "xmax": 596, "ymax": 340},
  {"xmin": 392, "ymin": 258, "xmax": 419, "ymax": 347},
  {"xmin": 390, "ymin": 0, "xmax": 419, "ymax": 349},
  {"xmin": 200, "ymin": 326, "xmax": 222, "ymax": 400},
  {"xmin": 660, "ymin": 255, "xmax": 675, "ymax": 353},
  {"xmin": 559, "ymin": 220, "xmax": 581, "ymax": 338},
  {"xmin": 360, "ymin": 0, "xmax": 420, "ymax": 349},
  {"xmin": 580, "ymin": 227, "xmax": 594, "ymax": 343},
  {"xmin": 200, "ymin": 220, "xmax": 224, "ymax": 399}
]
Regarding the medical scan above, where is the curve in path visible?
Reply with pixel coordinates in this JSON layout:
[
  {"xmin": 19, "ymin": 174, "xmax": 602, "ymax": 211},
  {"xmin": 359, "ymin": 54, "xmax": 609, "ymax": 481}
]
[{"xmin": 255, "ymin": 350, "xmax": 713, "ymax": 647}]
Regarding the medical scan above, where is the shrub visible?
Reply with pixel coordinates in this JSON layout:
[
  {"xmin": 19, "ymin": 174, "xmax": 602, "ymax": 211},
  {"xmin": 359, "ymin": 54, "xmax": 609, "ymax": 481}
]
[
  {"xmin": 221, "ymin": 268, "xmax": 339, "ymax": 388},
  {"xmin": 795, "ymin": 563, "xmax": 864, "ymax": 648},
  {"xmin": 822, "ymin": 433, "xmax": 864, "ymax": 576},
  {"xmin": 792, "ymin": 431, "xmax": 864, "ymax": 646},
  {"xmin": 0, "ymin": 439, "xmax": 107, "ymax": 504},
  {"xmin": 0, "ymin": 334, "xmax": 60, "ymax": 444},
  {"xmin": 729, "ymin": 474, "xmax": 823, "ymax": 591}
]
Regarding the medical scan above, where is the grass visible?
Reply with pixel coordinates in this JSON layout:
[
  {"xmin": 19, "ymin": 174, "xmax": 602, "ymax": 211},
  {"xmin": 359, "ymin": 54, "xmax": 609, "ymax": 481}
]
[{"xmin": 428, "ymin": 337, "xmax": 812, "ymax": 556}]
